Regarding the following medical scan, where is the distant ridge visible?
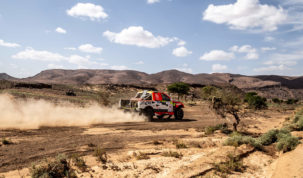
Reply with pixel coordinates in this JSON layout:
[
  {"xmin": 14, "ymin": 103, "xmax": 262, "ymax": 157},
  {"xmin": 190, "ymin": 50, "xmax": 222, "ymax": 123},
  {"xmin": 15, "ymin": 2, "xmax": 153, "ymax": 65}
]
[
  {"xmin": 3, "ymin": 69, "xmax": 303, "ymax": 99},
  {"xmin": 0, "ymin": 73, "xmax": 17, "ymax": 81},
  {"xmin": 19, "ymin": 69, "xmax": 301, "ymax": 89}
]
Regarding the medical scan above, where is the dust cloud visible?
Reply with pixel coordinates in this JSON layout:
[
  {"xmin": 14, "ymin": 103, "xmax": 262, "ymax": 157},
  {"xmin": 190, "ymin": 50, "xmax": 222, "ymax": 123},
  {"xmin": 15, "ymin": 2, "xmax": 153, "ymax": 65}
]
[{"xmin": 0, "ymin": 94, "xmax": 146, "ymax": 129}]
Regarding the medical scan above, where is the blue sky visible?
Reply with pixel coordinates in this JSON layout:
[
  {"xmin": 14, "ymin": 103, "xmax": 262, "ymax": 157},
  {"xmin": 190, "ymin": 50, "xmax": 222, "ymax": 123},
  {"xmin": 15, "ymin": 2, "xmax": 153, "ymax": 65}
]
[{"xmin": 0, "ymin": 0, "xmax": 303, "ymax": 77}]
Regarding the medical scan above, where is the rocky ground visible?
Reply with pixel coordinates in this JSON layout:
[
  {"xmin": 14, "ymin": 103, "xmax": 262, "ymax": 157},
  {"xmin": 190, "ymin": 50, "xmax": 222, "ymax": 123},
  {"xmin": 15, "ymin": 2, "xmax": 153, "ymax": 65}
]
[{"xmin": 1, "ymin": 101, "xmax": 302, "ymax": 178}]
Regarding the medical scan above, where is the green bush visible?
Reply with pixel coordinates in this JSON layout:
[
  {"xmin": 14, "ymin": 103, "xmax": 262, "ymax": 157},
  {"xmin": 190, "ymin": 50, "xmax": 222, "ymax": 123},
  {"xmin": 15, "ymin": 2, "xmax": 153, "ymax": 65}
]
[
  {"xmin": 224, "ymin": 133, "xmax": 261, "ymax": 148},
  {"xmin": 276, "ymin": 135, "xmax": 299, "ymax": 152},
  {"xmin": 224, "ymin": 129, "xmax": 300, "ymax": 152},
  {"xmin": 244, "ymin": 92, "xmax": 257, "ymax": 102},
  {"xmin": 244, "ymin": 92, "xmax": 267, "ymax": 109},
  {"xmin": 286, "ymin": 99, "xmax": 299, "ymax": 105},
  {"xmin": 258, "ymin": 129, "xmax": 279, "ymax": 145},
  {"xmin": 167, "ymin": 82, "xmax": 190, "ymax": 99}
]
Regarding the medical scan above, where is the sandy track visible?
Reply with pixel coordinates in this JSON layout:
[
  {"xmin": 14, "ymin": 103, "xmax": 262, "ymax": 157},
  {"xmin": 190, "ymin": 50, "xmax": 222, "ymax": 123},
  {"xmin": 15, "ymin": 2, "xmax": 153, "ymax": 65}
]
[{"xmin": 0, "ymin": 104, "xmax": 225, "ymax": 172}]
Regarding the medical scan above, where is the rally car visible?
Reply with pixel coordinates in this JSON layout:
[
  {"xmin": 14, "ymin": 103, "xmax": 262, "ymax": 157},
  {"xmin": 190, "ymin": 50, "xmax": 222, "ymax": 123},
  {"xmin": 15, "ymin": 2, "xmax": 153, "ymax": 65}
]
[{"xmin": 119, "ymin": 90, "xmax": 184, "ymax": 121}]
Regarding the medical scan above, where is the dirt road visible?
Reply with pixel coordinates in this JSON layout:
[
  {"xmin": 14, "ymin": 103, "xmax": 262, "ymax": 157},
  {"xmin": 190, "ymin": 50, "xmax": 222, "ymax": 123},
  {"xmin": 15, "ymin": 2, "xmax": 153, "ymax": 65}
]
[
  {"xmin": 0, "ymin": 103, "xmax": 220, "ymax": 172},
  {"xmin": 0, "ymin": 103, "xmax": 291, "ymax": 175}
]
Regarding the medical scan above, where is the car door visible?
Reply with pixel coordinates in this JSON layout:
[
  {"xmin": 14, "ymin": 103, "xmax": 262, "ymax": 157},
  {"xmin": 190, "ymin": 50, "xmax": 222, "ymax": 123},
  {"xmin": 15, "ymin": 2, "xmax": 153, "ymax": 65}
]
[{"xmin": 161, "ymin": 93, "xmax": 173, "ymax": 112}]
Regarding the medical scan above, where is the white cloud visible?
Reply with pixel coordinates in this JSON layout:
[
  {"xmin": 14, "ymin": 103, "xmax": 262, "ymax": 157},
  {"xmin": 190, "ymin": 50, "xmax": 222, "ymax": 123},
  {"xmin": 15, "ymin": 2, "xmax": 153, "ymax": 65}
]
[
  {"xmin": 12, "ymin": 48, "xmax": 102, "ymax": 68},
  {"xmin": 55, "ymin": 27, "xmax": 66, "ymax": 34},
  {"xmin": 67, "ymin": 55, "xmax": 92, "ymax": 67},
  {"xmin": 78, "ymin": 44, "xmax": 103, "ymax": 54},
  {"xmin": 175, "ymin": 63, "xmax": 193, "ymax": 73},
  {"xmin": 203, "ymin": 0, "xmax": 287, "ymax": 32},
  {"xmin": 66, "ymin": 3, "xmax": 108, "ymax": 21},
  {"xmin": 261, "ymin": 47, "xmax": 276, "ymax": 52},
  {"xmin": 0, "ymin": 39, "xmax": 20, "ymax": 48},
  {"xmin": 135, "ymin": 61, "xmax": 144, "ymax": 65},
  {"xmin": 12, "ymin": 48, "xmax": 65, "ymax": 61},
  {"xmin": 264, "ymin": 51, "xmax": 303, "ymax": 66},
  {"xmin": 147, "ymin": 0, "xmax": 160, "ymax": 4},
  {"xmin": 172, "ymin": 46, "xmax": 192, "ymax": 57},
  {"xmin": 200, "ymin": 50, "xmax": 234, "ymax": 61},
  {"xmin": 212, "ymin": 64, "xmax": 227, "ymax": 73},
  {"xmin": 230, "ymin": 45, "xmax": 259, "ymax": 60},
  {"xmin": 103, "ymin": 26, "xmax": 175, "ymax": 48},
  {"xmin": 253, "ymin": 65, "xmax": 290, "ymax": 72},
  {"xmin": 110, "ymin": 65, "xmax": 128, "ymax": 70},
  {"xmin": 47, "ymin": 64, "xmax": 64, "ymax": 69}
]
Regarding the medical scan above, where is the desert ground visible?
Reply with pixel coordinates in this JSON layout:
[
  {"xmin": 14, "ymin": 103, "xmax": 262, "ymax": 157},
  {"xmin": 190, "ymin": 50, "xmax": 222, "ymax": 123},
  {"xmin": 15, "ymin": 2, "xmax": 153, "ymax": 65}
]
[{"xmin": 0, "ymin": 83, "xmax": 302, "ymax": 178}]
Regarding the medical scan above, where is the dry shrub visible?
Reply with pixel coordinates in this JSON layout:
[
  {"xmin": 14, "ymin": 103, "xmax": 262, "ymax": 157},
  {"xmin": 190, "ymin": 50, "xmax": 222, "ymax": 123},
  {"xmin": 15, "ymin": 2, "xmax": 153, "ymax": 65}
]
[
  {"xmin": 30, "ymin": 154, "xmax": 76, "ymax": 178},
  {"xmin": 71, "ymin": 154, "xmax": 87, "ymax": 172},
  {"xmin": 161, "ymin": 151, "xmax": 183, "ymax": 158},
  {"xmin": 214, "ymin": 153, "xmax": 245, "ymax": 175},
  {"xmin": 94, "ymin": 147, "xmax": 108, "ymax": 164},
  {"xmin": 134, "ymin": 152, "xmax": 150, "ymax": 160}
]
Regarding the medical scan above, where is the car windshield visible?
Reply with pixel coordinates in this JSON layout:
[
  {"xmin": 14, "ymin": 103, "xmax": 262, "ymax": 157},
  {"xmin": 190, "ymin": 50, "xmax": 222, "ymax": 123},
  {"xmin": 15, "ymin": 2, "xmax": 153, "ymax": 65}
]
[{"xmin": 135, "ymin": 93, "xmax": 142, "ymax": 98}]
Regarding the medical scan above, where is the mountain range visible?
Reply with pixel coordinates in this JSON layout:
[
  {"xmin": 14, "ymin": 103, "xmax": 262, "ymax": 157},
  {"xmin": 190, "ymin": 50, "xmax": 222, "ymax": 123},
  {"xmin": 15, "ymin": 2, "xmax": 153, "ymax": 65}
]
[{"xmin": 1, "ymin": 69, "xmax": 303, "ymax": 99}]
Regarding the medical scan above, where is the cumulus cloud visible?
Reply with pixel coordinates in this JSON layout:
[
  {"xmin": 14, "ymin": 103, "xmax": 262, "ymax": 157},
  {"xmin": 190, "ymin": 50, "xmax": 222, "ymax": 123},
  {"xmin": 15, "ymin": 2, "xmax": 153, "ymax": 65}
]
[
  {"xmin": 200, "ymin": 50, "xmax": 234, "ymax": 61},
  {"xmin": 67, "ymin": 55, "xmax": 92, "ymax": 67},
  {"xmin": 203, "ymin": 0, "xmax": 287, "ymax": 32},
  {"xmin": 67, "ymin": 3, "xmax": 108, "ymax": 21},
  {"xmin": 0, "ymin": 39, "xmax": 20, "ymax": 48},
  {"xmin": 103, "ymin": 26, "xmax": 175, "ymax": 48},
  {"xmin": 230, "ymin": 45, "xmax": 259, "ymax": 60},
  {"xmin": 263, "ymin": 51, "xmax": 303, "ymax": 67},
  {"xmin": 147, "ymin": 0, "xmax": 160, "ymax": 4},
  {"xmin": 172, "ymin": 46, "xmax": 192, "ymax": 57},
  {"xmin": 12, "ymin": 48, "xmax": 100, "ymax": 68},
  {"xmin": 212, "ymin": 64, "xmax": 227, "ymax": 73},
  {"xmin": 55, "ymin": 27, "xmax": 66, "ymax": 34},
  {"xmin": 110, "ymin": 65, "xmax": 128, "ymax": 70},
  {"xmin": 12, "ymin": 48, "xmax": 65, "ymax": 61},
  {"xmin": 78, "ymin": 44, "xmax": 103, "ymax": 54},
  {"xmin": 175, "ymin": 63, "xmax": 193, "ymax": 73}
]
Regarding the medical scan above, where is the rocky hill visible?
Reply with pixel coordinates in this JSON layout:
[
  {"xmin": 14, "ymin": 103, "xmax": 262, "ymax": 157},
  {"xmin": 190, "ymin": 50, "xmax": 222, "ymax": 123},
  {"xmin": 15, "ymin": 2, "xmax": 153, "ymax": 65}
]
[
  {"xmin": 0, "ymin": 73, "xmax": 17, "ymax": 81},
  {"xmin": 2, "ymin": 69, "xmax": 303, "ymax": 99}
]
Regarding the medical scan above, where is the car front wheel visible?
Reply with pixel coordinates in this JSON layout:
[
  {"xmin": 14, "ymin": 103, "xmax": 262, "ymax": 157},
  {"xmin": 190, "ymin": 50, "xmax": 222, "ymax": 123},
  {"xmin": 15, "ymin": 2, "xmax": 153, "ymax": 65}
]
[{"xmin": 174, "ymin": 108, "xmax": 184, "ymax": 120}]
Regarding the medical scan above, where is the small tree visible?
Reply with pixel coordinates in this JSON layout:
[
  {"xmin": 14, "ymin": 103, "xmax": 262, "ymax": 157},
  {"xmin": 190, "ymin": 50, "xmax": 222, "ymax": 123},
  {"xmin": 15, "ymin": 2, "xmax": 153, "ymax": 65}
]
[
  {"xmin": 202, "ymin": 86, "xmax": 244, "ymax": 131},
  {"xmin": 167, "ymin": 82, "xmax": 190, "ymax": 100}
]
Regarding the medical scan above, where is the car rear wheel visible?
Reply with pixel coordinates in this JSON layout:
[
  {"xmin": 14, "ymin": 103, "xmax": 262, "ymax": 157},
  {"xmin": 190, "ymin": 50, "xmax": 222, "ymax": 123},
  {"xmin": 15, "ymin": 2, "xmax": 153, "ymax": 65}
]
[
  {"xmin": 174, "ymin": 108, "xmax": 184, "ymax": 120},
  {"xmin": 143, "ymin": 108, "xmax": 154, "ymax": 122}
]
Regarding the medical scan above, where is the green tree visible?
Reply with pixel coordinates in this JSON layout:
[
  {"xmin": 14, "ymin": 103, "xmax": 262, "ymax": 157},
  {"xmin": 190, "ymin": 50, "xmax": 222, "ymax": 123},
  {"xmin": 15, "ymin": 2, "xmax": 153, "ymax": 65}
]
[
  {"xmin": 201, "ymin": 85, "xmax": 219, "ymax": 100},
  {"xmin": 202, "ymin": 86, "xmax": 244, "ymax": 131},
  {"xmin": 244, "ymin": 92, "xmax": 267, "ymax": 109},
  {"xmin": 167, "ymin": 82, "xmax": 190, "ymax": 100}
]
